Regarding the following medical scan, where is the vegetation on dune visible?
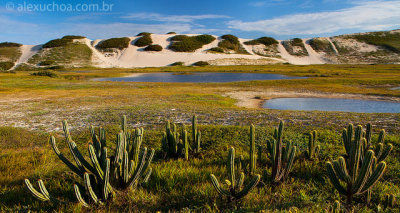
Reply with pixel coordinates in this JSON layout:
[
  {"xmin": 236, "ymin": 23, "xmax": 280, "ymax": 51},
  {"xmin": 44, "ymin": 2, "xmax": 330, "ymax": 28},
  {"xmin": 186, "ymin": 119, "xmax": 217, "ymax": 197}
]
[
  {"xmin": 169, "ymin": 61, "xmax": 184, "ymax": 66},
  {"xmin": 349, "ymin": 31, "xmax": 400, "ymax": 53},
  {"xmin": 144, "ymin": 44, "xmax": 163, "ymax": 52},
  {"xmin": 137, "ymin": 32, "xmax": 152, "ymax": 36},
  {"xmin": 208, "ymin": 47, "xmax": 225, "ymax": 53},
  {"xmin": 96, "ymin": 37, "xmax": 131, "ymax": 50},
  {"xmin": 134, "ymin": 34, "xmax": 153, "ymax": 47},
  {"xmin": 192, "ymin": 61, "xmax": 209, "ymax": 66},
  {"xmin": 309, "ymin": 38, "xmax": 335, "ymax": 53},
  {"xmin": 169, "ymin": 34, "xmax": 215, "ymax": 52},
  {"xmin": 0, "ymin": 45, "xmax": 22, "ymax": 63},
  {"xmin": 244, "ymin": 37, "xmax": 278, "ymax": 46},
  {"xmin": 167, "ymin": 32, "xmax": 176, "ymax": 34},
  {"xmin": 38, "ymin": 60, "xmax": 55, "ymax": 66},
  {"xmin": 43, "ymin": 36, "xmax": 86, "ymax": 48},
  {"xmin": 218, "ymin": 34, "xmax": 249, "ymax": 54},
  {"xmin": 0, "ymin": 61, "xmax": 14, "ymax": 70},
  {"xmin": 282, "ymin": 38, "xmax": 308, "ymax": 56},
  {"xmin": 0, "ymin": 42, "xmax": 22, "ymax": 48},
  {"xmin": 61, "ymin": 35, "xmax": 86, "ymax": 40},
  {"xmin": 29, "ymin": 43, "xmax": 92, "ymax": 66}
]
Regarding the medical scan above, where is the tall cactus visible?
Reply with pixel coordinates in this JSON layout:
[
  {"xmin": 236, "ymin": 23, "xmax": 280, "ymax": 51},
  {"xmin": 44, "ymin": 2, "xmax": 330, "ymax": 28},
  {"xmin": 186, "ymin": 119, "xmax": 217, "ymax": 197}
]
[
  {"xmin": 326, "ymin": 124, "xmax": 389, "ymax": 204},
  {"xmin": 305, "ymin": 130, "xmax": 319, "ymax": 160},
  {"xmin": 25, "ymin": 116, "xmax": 154, "ymax": 207},
  {"xmin": 249, "ymin": 124, "xmax": 256, "ymax": 175},
  {"xmin": 210, "ymin": 147, "xmax": 260, "ymax": 201},
  {"xmin": 266, "ymin": 121, "xmax": 296, "ymax": 183},
  {"xmin": 192, "ymin": 115, "xmax": 201, "ymax": 153}
]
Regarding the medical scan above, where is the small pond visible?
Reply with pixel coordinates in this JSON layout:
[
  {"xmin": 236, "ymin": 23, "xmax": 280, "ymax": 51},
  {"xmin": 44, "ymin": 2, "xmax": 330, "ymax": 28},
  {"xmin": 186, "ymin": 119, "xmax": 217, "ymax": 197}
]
[
  {"xmin": 263, "ymin": 98, "xmax": 400, "ymax": 113},
  {"xmin": 94, "ymin": 72, "xmax": 305, "ymax": 83}
]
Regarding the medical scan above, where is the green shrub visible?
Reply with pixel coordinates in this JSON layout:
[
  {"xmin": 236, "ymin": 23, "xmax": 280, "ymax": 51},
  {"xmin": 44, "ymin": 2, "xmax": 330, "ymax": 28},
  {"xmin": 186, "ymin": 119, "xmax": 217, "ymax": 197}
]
[
  {"xmin": 209, "ymin": 47, "xmax": 225, "ymax": 53},
  {"xmin": 221, "ymin": 34, "xmax": 239, "ymax": 44},
  {"xmin": 170, "ymin": 35, "xmax": 189, "ymax": 41},
  {"xmin": 309, "ymin": 38, "xmax": 334, "ymax": 53},
  {"xmin": 61, "ymin": 35, "xmax": 86, "ymax": 40},
  {"xmin": 257, "ymin": 37, "xmax": 278, "ymax": 46},
  {"xmin": 169, "ymin": 35, "xmax": 215, "ymax": 52},
  {"xmin": 350, "ymin": 31, "xmax": 400, "ymax": 53},
  {"xmin": 38, "ymin": 60, "xmax": 55, "ymax": 66},
  {"xmin": 170, "ymin": 61, "xmax": 184, "ymax": 66},
  {"xmin": 46, "ymin": 65, "xmax": 64, "ymax": 70},
  {"xmin": 167, "ymin": 32, "xmax": 177, "ymax": 34},
  {"xmin": 292, "ymin": 38, "xmax": 303, "ymax": 45},
  {"xmin": 144, "ymin": 44, "xmax": 163, "ymax": 51},
  {"xmin": 0, "ymin": 42, "xmax": 22, "ymax": 48},
  {"xmin": 137, "ymin": 32, "xmax": 151, "ymax": 36},
  {"xmin": 134, "ymin": 35, "xmax": 153, "ymax": 47},
  {"xmin": 96, "ymin": 37, "xmax": 131, "ymax": 49},
  {"xmin": 192, "ymin": 61, "xmax": 209, "ymax": 66},
  {"xmin": 43, "ymin": 39, "xmax": 71, "ymax": 48},
  {"xmin": 0, "ymin": 62, "xmax": 14, "ymax": 70},
  {"xmin": 30, "ymin": 70, "xmax": 58, "ymax": 78},
  {"xmin": 243, "ymin": 40, "xmax": 260, "ymax": 45}
]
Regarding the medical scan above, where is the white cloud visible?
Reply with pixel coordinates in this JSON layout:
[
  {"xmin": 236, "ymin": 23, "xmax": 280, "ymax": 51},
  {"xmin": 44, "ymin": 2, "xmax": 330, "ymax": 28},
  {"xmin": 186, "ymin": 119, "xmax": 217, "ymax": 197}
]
[
  {"xmin": 229, "ymin": 0, "xmax": 400, "ymax": 36},
  {"xmin": 121, "ymin": 13, "xmax": 231, "ymax": 22}
]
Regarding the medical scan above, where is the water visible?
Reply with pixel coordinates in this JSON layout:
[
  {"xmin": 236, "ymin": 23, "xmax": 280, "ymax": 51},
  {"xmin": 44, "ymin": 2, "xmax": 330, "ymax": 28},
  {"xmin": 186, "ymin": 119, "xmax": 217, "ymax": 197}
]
[
  {"xmin": 264, "ymin": 98, "xmax": 400, "ymax": 113},
  {"xmin": 94, "ymin": 72, "xmax": 305, "ymax": 83}
]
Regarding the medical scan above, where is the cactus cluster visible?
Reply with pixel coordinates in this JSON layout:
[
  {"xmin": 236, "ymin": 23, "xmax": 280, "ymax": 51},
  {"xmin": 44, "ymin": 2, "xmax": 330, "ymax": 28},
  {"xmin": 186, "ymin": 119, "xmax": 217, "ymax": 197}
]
[
  {"xmin": 326, "ymin": 123, "xmax": 392, "ymax": 203},
  {"xmin": 25, "ymin": 116, "xmax": 154, "ymax": 207},
  {"xmin": 266, "ymin": 121, "xmax": 296, "ymax": 183},
  {"xmin": 305, "ymin": 130, "xmax": 319, "ymax": 160},
  {"xmin": 161, "ymin": 115, "xmax": 201, "ymax": 160},
  {"xmin": 210, "ymin": 147, "xmax": 260, "ymax": 201}
]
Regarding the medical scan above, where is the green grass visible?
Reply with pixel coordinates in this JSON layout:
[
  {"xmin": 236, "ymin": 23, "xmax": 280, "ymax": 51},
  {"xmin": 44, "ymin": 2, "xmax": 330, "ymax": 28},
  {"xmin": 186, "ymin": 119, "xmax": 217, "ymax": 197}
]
[
  {"xmin": 28, "ymin": 43, "xmax": 92, "ymax": 66},
  {"xmin": 0, "ymin": 46, "xmax": 21, "ymax": 62},
  {"xmin": 1, "ymin": 122, "xmax": 399, "ymax": 211},
  {"xmin": 349, "ymin": 31, "xmax": 400, "ymax": 53}
]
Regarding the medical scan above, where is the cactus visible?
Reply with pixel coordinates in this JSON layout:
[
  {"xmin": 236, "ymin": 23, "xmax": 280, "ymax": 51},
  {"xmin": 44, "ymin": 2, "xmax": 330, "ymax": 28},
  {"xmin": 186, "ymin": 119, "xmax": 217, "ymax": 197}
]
[
  {"xmin": 210, "ymin": 147, "xmax": 260, "ymax": 201},
  {"xmin": 192, "ymin": 115, "xmax": 201, "ymax": 153},
  {"xmin": 249, "ymin": 125, "xmax": 256, "ymax": 175},
  {"xmin": 339, "ymin": 123, "xmax": 392, "ymax": 204},
  {"xmin": 326, "ymin": 124, "xmax": 388, "ymax": 203},
  {"xmin": 162, "ymin": 115, "xmax": 201, "ymax": 159},
  {"xmin": 25, "ymin": 116, "xmax": 154, "ymax": 207},
  {"xmin": 384, "ymin": 194, "xmax": 396, "ymax": 208},
  {"xmin": 305, "ymin": 130, "xmax": 319, "ymax": 160},
  {"xmin": 266, "ymin": 121, "xmax": 296, "ymax": 183}
]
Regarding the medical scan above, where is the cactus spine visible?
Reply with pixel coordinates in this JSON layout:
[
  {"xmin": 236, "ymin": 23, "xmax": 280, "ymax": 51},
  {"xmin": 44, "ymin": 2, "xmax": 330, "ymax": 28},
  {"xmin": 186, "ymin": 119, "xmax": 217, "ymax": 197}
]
[
  {"xmin": 210, "ymin": 147, "xmax": 260, "ymax": 201},
  {"xmin": 326, "ymin": 123, "xmax": 389, "ymax": 204},
  {"xmin": 305, "ymin": 130, "xmax": 319, "ymax": 160},
  {"xmin": 249, "ymin": 124, "xmax": 256, "ymax": 175},
  {"xmin": 25, "ymin": 116, "xmax": 154, "ymax": 207},
  {"xmin": 266, "ymin": 121, "xmax": 296, "ymax": 183}
]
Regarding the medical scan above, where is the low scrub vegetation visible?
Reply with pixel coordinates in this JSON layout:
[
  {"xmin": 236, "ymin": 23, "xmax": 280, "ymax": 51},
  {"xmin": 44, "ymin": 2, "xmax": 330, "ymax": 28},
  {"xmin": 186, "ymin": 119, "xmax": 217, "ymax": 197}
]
[
  {"xmin": 349, "ymin": 31, "xmax": 400, "ymax": 53},
  {"xmin": 137, "ymin": 32, "xmax": 151, "ymax": 36},
  {"xmin": 61, "ymin": 35, "xmax": 86, "ymax": 40},
  {"xmin": 218, "ymin": 34, "xmax": 249, "ymax": 54},
  {"xmin": 169, "ymin": 61, "xmax": 184, "ymax": 66},
  {"xmin": 169, "ymin": 34, "xmax": 215, "ymax": 52},
  {"xmin": 282, "ymin": 38, "xmax": 308, "ymax": 56},
  {"xmin": 208, "ymin": 47, "xmax": 225, "ymax": 53},
  {"xmin": 309, "ymin": 38, "xmax": 335, "ymax": 53},
  {"xmin": 38, "ymin": 60, "xmax": 55, "ymax": 66},
  {"xmin": 0, "ymin": 42, "xmax": 22, "ymax": 48},
  {"xmin": 134, "ymin": 34, "xmax": 153, "ymax": 47},
  {"xmin": 29, "ymin": 43, "xmax": 92, "ymax": 66},
  {"xmin": 96, "ymin": 37, "xmax": 131, "ymax": 50},
  {"xmin": 43, "ymin": 36, "xmax": 86, "ymax": 48},
  {"xmin": 144, "ymin": 44, "xmax": 163, "ymax": 51},
  {"xmin": 192, "ymin": 61, "xmax": 209, "ymax": 66},
  {"xmin": 167, "ymin": 32, "xmax": 176, "ymax": 34},
  {"xmin": 30, "ymin": 70, "xmax": 58, "ymax": 77},
  {"xmin": 244, "ymin": 37, "xmax": 278, "ymax": 46},
  {"xmin": 0, "ymin": 61, "xmax": 14, "ymax": 70}
]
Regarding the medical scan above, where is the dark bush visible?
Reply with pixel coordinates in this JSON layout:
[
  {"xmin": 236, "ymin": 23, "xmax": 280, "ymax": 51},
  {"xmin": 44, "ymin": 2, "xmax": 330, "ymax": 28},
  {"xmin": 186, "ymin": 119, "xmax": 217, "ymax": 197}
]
[
  {"xmin": 209, "ymin": 47, "xmax": 225, "ymax": 53},
  {"xmin": 167, "ymin": 32, "xmax": 177, "ymax": 34},
  {"xmin": 0, "ymin": 42, "xmax": 22, "ymax": 48},
  {"xmin": 243, "ymin": 40, "xmax": 260, "ymax": 45},
  {"xmin": 62, "ymin": 35, "xmax": 86, "ymax": 40},
  {"xmin": 257, "ymin": 37, "xmax": 278, "ymax": 46},
  {"xmin": 38, "ymin": 60, "xmax": 55, "ymax": 66},
  {"xmin": 137, "ymin": 32, "xmax": 151, "ymax": 36},
  {"xmin": 97, "ymin": 37, "xmax": 131, "ymax": 49},
  {"xmin": 292, "ymin": 38, "xmax": 303, "ymax": 45},
  {"xmin": 144, "ymin": 44, "xmax": 163, "ymax": 51},
  {"xmin": 309, "ymin": 39, "xmax": 334, "ymax": 52},
  {"xmin": 218, "ymin": 34, "xmax": 248, "ymax": 54},
  {"xmin": 46, "ymin": 65, "xmax": 64, "ymax": 70},
  {"xmin": 0, "ymin": 62, "xmax": 14, "ymax": 70},
  {"xmin": 221, "ymin": 34, "xmax": 239, "ymax": 44},
  {"xmin": 170, "ymin": 61, "xmax": 184, "ymax": 66},
  {"xmin": 169, "ymin": 35, "xmax": 215, "ymax": 52},
  {"xmin": 30, "ymin": 70, "xmax": 58, "ymax": 78},
  {"xmin": 192, "ymin": 61, "xmax": 209, "ymax": 66},
  {"xmin": 170, "ymin": 35, "xmax": 189, "ymax": 41},
  {"xmin": 193, "ymin": 34, "xmax": 215, "ymax": 44},
  {"xmin": 43, "ymin": 39, "xmax": 71, "ymax": 48},
  {"xmin": 134, "ymin": 35, "xmax": 153, "ymax": 47}
]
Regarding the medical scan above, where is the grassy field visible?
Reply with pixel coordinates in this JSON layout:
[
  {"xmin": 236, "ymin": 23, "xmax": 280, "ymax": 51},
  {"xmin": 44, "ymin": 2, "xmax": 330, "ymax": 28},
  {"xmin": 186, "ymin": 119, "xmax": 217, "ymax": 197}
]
[{"xmin": 0, "ymin": 64, "xmax": 400, "ymax": 212}]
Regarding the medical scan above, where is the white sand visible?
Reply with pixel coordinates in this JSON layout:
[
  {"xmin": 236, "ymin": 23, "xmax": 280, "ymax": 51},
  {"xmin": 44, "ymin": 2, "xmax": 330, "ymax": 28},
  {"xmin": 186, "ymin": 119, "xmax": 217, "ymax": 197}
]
[{"xmin": 13, "ymin": 45, "xmax": 42, "ymax": 68}]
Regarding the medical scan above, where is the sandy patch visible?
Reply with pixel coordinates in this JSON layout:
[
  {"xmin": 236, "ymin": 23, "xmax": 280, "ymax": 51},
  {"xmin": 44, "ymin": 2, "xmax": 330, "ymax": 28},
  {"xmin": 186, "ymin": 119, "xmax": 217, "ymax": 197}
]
[{"xmin": 225, "ymin": 89, "xmax": 400, "ymax": 109}]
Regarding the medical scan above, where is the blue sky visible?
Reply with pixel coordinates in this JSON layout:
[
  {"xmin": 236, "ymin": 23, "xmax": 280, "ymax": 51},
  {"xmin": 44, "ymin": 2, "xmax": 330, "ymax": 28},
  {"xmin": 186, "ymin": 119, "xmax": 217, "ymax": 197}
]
[{"xmin": 1, "ymin": 0, "xmax": 399, "ymax": 44}]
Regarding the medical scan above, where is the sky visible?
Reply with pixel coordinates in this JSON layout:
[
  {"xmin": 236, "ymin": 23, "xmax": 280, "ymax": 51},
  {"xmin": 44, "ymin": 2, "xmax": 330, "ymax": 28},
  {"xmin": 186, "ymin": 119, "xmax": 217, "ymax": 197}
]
[{"xmin": 0, "ymin": 0, "xmax": 399, "ymax": 44}]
